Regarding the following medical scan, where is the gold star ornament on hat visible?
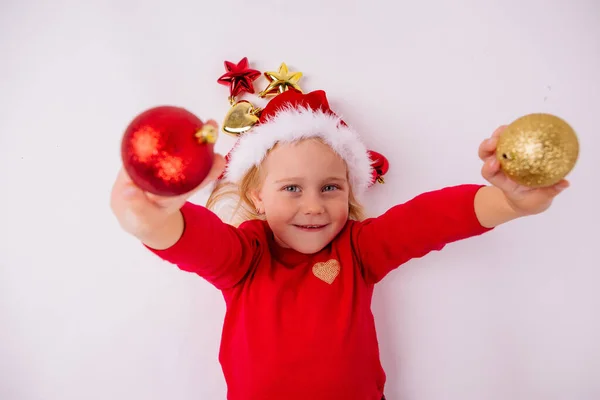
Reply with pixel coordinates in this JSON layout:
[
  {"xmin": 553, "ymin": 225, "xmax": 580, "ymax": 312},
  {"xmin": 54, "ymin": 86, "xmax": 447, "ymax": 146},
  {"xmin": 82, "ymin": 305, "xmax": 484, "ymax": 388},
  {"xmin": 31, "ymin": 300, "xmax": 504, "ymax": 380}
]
[{"xmin": 258, "ymin": 62, "xmax": 303, "ymax": 97}]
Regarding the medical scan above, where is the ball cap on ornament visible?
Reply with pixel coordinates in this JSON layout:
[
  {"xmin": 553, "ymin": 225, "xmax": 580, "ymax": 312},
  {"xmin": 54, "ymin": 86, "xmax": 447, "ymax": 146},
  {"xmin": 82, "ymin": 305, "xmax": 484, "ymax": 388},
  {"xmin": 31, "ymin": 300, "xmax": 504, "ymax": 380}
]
[{"xmin": 216, "ymin": 58, "xmax": 389, "ymax": 197}]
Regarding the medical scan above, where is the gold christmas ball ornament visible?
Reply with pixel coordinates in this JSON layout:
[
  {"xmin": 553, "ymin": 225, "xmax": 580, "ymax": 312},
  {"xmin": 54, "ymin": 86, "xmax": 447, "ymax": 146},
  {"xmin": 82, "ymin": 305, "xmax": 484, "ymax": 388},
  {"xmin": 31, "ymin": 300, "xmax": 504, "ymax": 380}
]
[{"xmin": 496, "ymin": 113, "xmax": 579, "ymax": 188}]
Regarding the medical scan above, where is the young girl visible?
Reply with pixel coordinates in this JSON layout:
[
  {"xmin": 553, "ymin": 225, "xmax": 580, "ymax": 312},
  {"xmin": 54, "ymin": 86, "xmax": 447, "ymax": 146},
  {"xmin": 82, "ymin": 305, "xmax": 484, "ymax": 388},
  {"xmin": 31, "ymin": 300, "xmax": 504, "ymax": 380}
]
[{"xmin": 111, "ymin": 85, "xmax": 568, "ymax": 400}]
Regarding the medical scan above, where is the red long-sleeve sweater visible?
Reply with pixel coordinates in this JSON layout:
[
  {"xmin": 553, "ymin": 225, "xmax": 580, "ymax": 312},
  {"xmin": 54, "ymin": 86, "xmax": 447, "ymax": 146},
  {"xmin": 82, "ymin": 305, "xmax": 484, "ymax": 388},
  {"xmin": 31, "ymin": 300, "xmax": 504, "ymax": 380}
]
[{"xmin": 147, "ymin": 184, "xmax": 492, "ymax": 400}]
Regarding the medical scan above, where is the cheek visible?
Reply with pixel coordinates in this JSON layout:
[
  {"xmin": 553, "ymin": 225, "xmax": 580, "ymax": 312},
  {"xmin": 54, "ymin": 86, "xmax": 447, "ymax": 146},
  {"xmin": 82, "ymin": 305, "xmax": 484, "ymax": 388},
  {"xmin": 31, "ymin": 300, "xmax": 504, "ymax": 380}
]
[
  {"xmin": 264, "ymin": 194, "xmax": 293, "ymax": 215},
  {"xmin": 329, "ymin": 195, "xmax": 350, "ymax": 221}
]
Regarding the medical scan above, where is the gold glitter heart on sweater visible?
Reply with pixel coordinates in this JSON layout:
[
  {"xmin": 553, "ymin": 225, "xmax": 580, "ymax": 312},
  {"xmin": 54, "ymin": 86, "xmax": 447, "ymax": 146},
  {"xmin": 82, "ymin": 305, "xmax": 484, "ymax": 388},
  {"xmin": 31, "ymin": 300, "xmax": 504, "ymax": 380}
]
[{"xmin": 312, "ymin": 259, "xmax": 340, "ymax": 284}]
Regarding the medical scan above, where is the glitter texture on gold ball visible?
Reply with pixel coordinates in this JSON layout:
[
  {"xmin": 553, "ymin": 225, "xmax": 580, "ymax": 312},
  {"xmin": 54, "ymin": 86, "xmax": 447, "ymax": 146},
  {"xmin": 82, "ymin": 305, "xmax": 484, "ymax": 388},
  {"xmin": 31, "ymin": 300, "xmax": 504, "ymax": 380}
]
[{"xmin": 496, "ymin": 113, "xmax": 579, "ymax": 188}]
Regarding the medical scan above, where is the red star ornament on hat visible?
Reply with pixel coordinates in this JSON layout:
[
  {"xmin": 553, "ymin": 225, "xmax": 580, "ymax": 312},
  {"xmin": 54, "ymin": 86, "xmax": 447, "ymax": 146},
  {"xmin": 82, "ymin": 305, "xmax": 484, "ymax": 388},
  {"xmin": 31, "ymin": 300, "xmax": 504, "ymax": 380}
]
[{"xmin": 217, "ymin": 57, "xmax": 261, "ymax": 100}]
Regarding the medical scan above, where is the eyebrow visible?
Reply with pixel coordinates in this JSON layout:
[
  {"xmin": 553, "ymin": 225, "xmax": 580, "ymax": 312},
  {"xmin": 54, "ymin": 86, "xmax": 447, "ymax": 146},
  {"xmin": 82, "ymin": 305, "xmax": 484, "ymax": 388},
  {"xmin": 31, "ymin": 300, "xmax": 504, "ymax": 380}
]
[{"xmin": 274, "ymin": 176, "xmax": 347, "ymax": 184}]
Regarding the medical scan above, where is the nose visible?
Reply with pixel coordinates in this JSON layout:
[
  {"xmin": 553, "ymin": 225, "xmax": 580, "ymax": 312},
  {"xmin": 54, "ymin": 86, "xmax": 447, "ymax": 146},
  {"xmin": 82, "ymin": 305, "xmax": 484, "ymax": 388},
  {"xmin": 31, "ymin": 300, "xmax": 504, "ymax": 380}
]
[{"xmin": 302, "ymin": 192, "xmax": 325, "ymax": 215}]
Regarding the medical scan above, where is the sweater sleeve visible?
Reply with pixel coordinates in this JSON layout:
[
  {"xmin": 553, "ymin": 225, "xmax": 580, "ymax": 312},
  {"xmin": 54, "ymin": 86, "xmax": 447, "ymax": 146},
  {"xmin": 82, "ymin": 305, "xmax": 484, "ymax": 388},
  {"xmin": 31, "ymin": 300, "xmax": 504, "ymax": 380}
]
[
  {"xmin": 145, "ymin": 201, "xmax": 261, "ymax": 290},
  {"xmin": 352, "ymin": 184, "xmax": 493, "ymax": 284}
]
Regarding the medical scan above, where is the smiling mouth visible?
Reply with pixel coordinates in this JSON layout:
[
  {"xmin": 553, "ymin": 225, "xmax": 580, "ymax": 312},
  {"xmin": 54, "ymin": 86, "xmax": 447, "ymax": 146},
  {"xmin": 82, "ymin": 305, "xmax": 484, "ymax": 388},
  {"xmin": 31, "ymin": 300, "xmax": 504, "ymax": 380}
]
[{"xmin": 294, "ymin": 224, "xmax": 328, "ymax": 231}]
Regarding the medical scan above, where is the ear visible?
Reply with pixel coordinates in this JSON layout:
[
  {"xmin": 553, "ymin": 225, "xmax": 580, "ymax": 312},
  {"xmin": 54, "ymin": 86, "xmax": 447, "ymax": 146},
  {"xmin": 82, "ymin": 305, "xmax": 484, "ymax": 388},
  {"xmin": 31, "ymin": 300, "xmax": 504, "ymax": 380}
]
[{"xmin": 248, "ymin": 188, "xmax": 264, "ymax": 214}]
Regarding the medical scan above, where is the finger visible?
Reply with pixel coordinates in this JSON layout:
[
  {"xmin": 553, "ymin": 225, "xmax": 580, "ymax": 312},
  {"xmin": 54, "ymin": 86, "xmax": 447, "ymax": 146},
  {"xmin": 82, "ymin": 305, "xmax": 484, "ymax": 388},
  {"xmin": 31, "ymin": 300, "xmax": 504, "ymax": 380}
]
[
  {"xmin": 208, "ymin": 153, "xmax": 226, "ymax": 180},
  {"xmin": 492, "ymin": 125, "xmax": 507, "ymax": 138},
  {"xmin": 481, "ymin": 156, "xmax": 510, "ymax": 189},
  {"xmin": 116, "ymin": 179, "xmax": 162, "ymax": 216},
  {"xmin": 478, "ymin": 126, "xmax": 507, "ymax": 161},
  {"xmin": 110, "ymin": 179, "xmax": 165, "ymax": 237},
  {"xmin": 112, "ymin": 167, "xmax": 156, "ymax": 206},
  {"xmin": 478, "ymin": 137, "xmax": 498, "ymax": 161},
  {"xmin": 111, "ymin": 168, "xmax": 136, "ymax": 211},
  {"xmin": 205, "ymin": 119, "xmax": 219, "ymax": 128},
  {"xmin": 112, "ymin": 167, "xmax": 133, "ymax": 193},
  {"xmin": 481, "ymin": 156, "xmax": 499, "ymax": 179},
  {"xmin": 109, "ymin": 167, "xmax": 158, "ymax": 211}
]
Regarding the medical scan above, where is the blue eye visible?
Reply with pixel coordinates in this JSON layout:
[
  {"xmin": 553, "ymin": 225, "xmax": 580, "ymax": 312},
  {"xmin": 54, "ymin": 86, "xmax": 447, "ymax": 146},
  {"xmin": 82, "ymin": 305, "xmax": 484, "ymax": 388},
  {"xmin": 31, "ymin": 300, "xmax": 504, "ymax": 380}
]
[
  {"xmin": 323, "ymin": 185, "xmax": 339, "ymax": 192},
  {"xmin": 283, "ymin": 185, "xmax": 300, "ymax": 192}
]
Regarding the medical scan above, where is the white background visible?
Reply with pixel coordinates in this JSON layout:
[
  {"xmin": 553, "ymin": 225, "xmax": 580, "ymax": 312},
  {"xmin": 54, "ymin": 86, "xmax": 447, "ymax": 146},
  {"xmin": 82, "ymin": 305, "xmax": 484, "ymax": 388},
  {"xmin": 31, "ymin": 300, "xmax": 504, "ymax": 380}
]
[{"xmin": 1, "ymin": 0, "xmax": 599, "ymax": 399}]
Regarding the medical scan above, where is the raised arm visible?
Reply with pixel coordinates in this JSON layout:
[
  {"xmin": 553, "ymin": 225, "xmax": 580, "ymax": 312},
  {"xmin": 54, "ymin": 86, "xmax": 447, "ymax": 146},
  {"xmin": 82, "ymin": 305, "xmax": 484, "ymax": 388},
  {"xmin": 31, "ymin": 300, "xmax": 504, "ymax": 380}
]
[
  {"xmin": 144, "ymin": 202, "xmax": 260, "ymax": 289},
  {"xmin": 111, "ymin": 155, "xmax": 258, "ymax": 290},
  {"xmin": 352, "ymin": 184, "xmax": 494, "ymax": 284},
  {"xmin": 353, "ymin": 124, "xmax": 571, "ymax": 284}
]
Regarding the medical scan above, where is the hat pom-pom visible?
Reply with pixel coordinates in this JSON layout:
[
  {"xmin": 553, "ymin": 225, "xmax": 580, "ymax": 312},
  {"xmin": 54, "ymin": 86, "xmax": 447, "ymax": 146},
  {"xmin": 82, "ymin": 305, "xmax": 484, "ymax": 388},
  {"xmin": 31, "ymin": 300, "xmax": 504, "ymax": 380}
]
[{"xmin": 368, "ymin": 150, "xmax": 389, "ymax": 185}]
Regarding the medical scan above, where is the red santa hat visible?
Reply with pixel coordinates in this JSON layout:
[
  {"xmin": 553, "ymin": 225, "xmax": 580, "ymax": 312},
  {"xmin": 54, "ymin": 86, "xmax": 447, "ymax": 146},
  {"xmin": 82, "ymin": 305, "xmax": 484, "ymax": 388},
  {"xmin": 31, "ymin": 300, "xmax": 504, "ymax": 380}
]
[{"xmin": 216, "ymin": 59, "xmax": 389, "ymax": 199}]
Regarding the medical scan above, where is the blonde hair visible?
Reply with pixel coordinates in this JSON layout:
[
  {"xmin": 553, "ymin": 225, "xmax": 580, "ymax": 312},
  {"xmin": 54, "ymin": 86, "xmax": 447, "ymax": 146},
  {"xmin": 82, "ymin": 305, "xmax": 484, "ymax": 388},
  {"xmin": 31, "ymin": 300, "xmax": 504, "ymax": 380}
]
[{"xmin": 206, "ymin": 140, "xmax": 366, "ymax": 226}]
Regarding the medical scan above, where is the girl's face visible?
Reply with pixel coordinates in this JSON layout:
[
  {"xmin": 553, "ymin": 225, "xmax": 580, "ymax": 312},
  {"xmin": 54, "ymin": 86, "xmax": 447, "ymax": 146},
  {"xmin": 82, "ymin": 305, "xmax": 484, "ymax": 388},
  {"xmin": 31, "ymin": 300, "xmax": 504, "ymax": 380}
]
[{"xmin": 250, "ymin": 139, "xmax": 350, "ymax": 254}]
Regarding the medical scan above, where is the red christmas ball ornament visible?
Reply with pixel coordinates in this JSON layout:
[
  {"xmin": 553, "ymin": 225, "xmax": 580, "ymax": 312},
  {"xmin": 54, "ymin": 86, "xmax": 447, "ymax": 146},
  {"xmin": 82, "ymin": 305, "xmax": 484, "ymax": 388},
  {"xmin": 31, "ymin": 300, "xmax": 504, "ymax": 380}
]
[{"xmin": 121, "ymin": 106, "xmax": 218, "ymax": 196}]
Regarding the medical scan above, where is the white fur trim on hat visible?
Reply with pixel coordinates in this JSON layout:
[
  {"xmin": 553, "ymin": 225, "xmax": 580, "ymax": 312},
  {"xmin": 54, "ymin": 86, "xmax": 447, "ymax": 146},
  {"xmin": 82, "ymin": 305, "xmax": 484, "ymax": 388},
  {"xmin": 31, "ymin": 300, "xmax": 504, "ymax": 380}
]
[{"xmin": 223, "ymin": 105, "xmax": 374, "ymax": 196}]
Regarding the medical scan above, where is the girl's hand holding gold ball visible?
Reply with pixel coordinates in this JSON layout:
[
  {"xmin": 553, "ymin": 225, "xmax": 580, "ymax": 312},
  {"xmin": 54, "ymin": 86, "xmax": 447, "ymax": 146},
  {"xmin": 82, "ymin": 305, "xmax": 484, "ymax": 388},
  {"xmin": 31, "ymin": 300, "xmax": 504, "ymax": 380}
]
[{"xmin": 479, "ymin": 113, "xmax": 578, "ymax": 217}]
